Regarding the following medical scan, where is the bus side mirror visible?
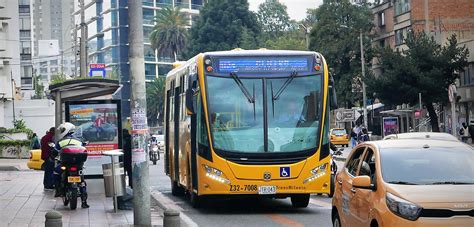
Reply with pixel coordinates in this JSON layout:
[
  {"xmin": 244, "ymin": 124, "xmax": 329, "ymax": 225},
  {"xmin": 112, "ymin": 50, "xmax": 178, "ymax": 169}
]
[
  {"xmin": 329, "ymin": 73, "xmax": 338, "ymax": 110},
  {"xmin": 186, "ymin": 75, "xmax": 198, "ymax": 115}
]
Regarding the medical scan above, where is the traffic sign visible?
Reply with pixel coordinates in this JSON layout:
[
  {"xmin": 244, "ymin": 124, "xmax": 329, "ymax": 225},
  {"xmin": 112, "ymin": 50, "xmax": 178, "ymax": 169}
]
[
  {"xmin": 335, "ymin": 109, "xmax": 356, "ymax": 122},
  {"xmin": 89, "ymin": 63, "xmax": 106, "ymax": 78}
]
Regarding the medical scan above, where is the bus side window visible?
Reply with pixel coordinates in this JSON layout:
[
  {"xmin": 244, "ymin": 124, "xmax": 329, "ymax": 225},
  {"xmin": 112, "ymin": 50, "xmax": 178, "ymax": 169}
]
[{"xmin": 197, "ymin": 94, "xmax": 209, "ymax": 147}]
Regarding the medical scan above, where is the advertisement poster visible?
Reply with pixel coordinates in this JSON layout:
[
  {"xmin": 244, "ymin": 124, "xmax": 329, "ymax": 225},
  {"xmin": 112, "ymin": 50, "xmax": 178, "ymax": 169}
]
[
  {"xmin": 66, "ymin": 100, "xmax": 122, "ymax": 176},
  {"xmin": 382, "ymin": 117, "xmax": 399, "ymax": 137}
]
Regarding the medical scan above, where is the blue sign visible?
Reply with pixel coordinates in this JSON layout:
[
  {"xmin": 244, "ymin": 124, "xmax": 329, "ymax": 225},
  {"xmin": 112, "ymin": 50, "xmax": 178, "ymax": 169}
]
[
  {"xmin": 218, "ymin": 57, "xmax": 310, "ymax": 73},
  {"xmin": 89, "ymin": 63, "xmax": 106, "ymax": 78},
  {"xmin": 280, "ymin": 167, "xmax": 290, "ymax": 178}
]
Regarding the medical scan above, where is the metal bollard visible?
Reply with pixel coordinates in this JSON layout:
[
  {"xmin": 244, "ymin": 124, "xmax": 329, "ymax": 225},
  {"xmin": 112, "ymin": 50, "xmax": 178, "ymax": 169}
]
[
  {"xmin": 45, "ymin": 210, "xmax": 62, "ymax": 227},
  {"xmin": 163, "ymin": 209, "xmax": 180, "ymax": 227}
]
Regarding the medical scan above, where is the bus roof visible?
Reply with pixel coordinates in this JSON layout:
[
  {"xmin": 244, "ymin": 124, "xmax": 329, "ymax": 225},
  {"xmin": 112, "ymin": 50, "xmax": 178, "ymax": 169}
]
[{"xmin": 203, "ymin": 49, "xmax": 321, "ymax": 57}]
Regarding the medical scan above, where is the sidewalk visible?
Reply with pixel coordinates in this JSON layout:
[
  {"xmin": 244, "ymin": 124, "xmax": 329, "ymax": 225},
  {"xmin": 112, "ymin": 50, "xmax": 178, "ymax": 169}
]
[
  {"xmin": 0, "ymin": 158, "xmax": 29, "ymax": 171},
  {"xmin": 0, "ymin": 159, "xmax": 164, "ymax": 226}
]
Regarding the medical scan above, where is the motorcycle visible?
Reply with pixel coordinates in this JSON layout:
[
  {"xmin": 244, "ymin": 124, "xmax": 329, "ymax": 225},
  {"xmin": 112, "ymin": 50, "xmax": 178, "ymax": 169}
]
[
  {"xmin": 328, "ymin": 148, "xmax": 343, "ymax": 198},
  {"xmin": 149, "ymin": 143, "xmax": 160, "ymax": 165},
  {"xmin": 49, "ymin": 142, "xmax": 88, "ymax": 210}
]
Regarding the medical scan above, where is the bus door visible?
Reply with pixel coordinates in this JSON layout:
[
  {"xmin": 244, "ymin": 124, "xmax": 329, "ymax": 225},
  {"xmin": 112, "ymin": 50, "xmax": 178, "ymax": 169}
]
[
  {"xmin": 174, "ymin": 84, "xmax": 181, "ymax": 182},
  {"xmin": 165, "ymin": 89, "xmax": 171, "ymax": 175}
]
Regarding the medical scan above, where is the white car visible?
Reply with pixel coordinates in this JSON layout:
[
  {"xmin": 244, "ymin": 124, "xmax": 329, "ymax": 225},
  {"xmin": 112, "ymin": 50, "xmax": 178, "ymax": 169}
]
[{"xmin": 383, "ymin": 132, "xmax": 458, "ymax": 141}]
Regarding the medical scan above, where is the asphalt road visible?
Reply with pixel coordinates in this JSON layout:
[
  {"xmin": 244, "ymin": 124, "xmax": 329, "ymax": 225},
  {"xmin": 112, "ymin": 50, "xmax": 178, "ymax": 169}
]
[{"xmin": 149, "ymin": 146, "xmax": 352, "ymax": 227}]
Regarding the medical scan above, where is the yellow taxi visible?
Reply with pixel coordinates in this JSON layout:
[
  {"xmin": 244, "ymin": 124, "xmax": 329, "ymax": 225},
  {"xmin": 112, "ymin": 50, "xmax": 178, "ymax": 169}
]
[
  {"xmin": 26, "ymin": 149, "xmax": 44, "ymax": 170},
  {"xmin": 332, "ymin": 139, "xmax": 474, "ymax": 227},
  {"xmin": 330, "ymin": 128, "xmax": 349, "ymax": 147}
]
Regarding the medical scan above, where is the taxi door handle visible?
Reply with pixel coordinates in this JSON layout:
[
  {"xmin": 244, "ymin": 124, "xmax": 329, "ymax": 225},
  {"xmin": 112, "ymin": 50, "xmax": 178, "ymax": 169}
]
[{"xmin": 350, "ymin": 188, "xmax": 357, "ymax": 193}]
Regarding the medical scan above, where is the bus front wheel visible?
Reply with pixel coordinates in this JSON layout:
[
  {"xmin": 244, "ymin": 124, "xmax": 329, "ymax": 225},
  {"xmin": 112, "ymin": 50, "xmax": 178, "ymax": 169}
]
[
  {"xmin": 291, "ymin": 194, "xmax": 310, "ymax": 208},
  {"xmin": 190, "ymin": 191, "xmax": 201, "ymax": 208}
]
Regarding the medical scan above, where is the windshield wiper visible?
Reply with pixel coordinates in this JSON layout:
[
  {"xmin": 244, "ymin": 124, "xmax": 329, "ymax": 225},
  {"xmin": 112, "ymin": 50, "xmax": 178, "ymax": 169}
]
[
  {"xmin": 272, "ymin": 71, "xmax": 298, "ymax": 101},
  {"xmin": 430, "ymin": 181, "xmax": 473, "ymax": 185},
  {"xmin": 230, "ymin": 72, "xmax": 256, "ymax": 119},
  {"xmin": 387, "ymin": 181, "xmax": 419, "ymax": 185}
]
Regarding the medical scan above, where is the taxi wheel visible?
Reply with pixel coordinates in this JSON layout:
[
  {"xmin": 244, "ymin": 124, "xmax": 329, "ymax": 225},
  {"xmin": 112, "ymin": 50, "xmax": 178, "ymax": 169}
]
[
  {"xmin": 291, "ymin": 194, "xmax": 310, "ymax": 208},
  {"xmin": 333, "ymin": 211, "xmax": 342, "ymax": 227}
]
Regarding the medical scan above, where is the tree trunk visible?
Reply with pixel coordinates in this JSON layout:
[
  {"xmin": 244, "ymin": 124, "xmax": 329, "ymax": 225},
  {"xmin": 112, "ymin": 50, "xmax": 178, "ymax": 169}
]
[{"xmin": 426, "ymin": 102, "xmax": 440, "ymax": 132}]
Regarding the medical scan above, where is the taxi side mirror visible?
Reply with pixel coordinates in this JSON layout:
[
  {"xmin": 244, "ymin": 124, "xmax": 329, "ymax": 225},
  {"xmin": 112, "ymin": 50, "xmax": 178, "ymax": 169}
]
[{"xmin": 352, "ymin": 175, "xmax": 375, "ymax": 190}]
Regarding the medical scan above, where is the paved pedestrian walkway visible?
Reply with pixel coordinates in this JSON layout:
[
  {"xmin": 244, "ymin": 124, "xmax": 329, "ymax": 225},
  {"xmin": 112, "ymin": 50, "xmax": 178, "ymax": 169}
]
[{"xmin": 0, "ymin": 168, "xmax": 163, "ymax": 226}]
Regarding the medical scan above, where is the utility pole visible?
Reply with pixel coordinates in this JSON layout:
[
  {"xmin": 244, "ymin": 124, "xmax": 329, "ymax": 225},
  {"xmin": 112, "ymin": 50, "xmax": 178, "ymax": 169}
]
[
  {"xmin": 128, "ymin": 1, "xmax": 151, "ymax": 225},
  {"xmin": 79, "ymin": 0, "xmax": 87, "ymax": 78},
  {"xmin": 360, "ymin": 31, "xmax": 368, "ymax": 129},
  {"xmin": 424, "ymin": 0, "xmax": 429, "ymax": 34},
  {"xmin": 10, "ymin": 71, "xmax": 16, "ymax": 123}
]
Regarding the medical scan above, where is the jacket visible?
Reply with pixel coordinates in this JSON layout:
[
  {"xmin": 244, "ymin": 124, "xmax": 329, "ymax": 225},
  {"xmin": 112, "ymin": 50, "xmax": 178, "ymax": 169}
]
[{"xmin": 40, "ymin": 132, "xmax": 54, "ymax": 160}]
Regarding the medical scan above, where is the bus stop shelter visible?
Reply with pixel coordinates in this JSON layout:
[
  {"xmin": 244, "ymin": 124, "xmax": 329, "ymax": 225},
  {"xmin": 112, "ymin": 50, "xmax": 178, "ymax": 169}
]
[{"xmin": 48, "ymin": 79, "xmax": 121, "ymax": 128}]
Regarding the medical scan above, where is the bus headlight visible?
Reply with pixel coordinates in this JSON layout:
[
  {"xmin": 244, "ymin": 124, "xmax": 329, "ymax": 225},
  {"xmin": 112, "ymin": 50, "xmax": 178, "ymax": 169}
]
[
  {"xmin": 203, "ymin": 165, "xmax": 231, "ymax": 185},
  {"xmin": 303, "ymin": 163, "xmax": 328, "ymax": 184}
]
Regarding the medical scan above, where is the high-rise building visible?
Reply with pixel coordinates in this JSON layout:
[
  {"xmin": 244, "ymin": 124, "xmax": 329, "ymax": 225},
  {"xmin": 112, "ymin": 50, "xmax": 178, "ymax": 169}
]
[
  {"xmin": 73, "ymin": 0, "xmax": 204, "ymax": 121},
  {"xmin": 18, "ymin": 0, "xmax": 33, "ymax": 96},
  {"xmin": 31, "ymin": 0, "xmax": 75, "ymax": 92},
  {"xmin": 0, "ymin": 0, "xmax": 22, "ymax": 128}
]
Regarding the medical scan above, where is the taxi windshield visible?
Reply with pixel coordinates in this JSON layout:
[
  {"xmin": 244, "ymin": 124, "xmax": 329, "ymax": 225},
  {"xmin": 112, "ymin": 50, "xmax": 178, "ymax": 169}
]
[{"xmin": 380, "ymin": 146, "xmax": 474, "ymax": 185}]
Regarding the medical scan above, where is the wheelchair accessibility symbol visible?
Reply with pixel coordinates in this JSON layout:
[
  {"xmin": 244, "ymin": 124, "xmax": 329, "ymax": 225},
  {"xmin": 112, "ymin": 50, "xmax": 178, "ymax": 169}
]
[{"xmin": 280, "ymin": 167, "xmax": 290, "ymax": 178}]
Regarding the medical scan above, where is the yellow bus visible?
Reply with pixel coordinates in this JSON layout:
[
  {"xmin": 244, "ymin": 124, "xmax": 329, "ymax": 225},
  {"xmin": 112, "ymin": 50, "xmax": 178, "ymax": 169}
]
[{"xmin": 164, "ymin": 49, "xmax": 338, "ymax": 208}]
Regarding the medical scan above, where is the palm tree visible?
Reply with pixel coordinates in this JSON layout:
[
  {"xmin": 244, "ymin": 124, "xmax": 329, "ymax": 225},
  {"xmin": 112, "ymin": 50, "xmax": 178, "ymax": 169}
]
[
  {"xmin": 149, "ymin": 6, "xmax": 188, "ymax": 62},
  {"xmin": 146, "ymin": 77, "xmax": 166, "ymax": 126}
]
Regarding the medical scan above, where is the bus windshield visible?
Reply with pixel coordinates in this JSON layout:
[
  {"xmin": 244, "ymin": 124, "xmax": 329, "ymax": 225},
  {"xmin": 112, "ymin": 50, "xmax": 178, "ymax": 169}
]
[{"xmin": 206, "ymin": 74, "xmax": 323, "ymax": 154}]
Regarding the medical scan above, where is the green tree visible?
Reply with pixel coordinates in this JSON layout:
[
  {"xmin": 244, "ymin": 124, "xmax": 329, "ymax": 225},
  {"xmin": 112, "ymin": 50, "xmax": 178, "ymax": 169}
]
[
  {"xmin": 149, "ymin": 6, "xmax": 188, "ymax": 61},
  {"xmin": 50, "ymin": 73, "xmax": 67, "ymax": 85},
  {"xmin": 264, "ymin": 33, "xmax": 306, "ymax": 50},
  {"xmin": 257, "ymin": 0, "xmax": 291, "ymax": 39},
  {"xmin": 366, "ymin": 33, "xmax": 469, "ymax": 132},
  {"xmin": 308, "ymin": 0, "xmax": 373, "ymax": 107},
  {"xmin": 33, "ymin": 75, "xmax": 44, "ymax": 99},
  {"xmin": 186, "ymin": 0, "xmax": 261, "ymax": 57},
  {"xmin": 146, "ymin": 77, "xmax": 166, "ymax": 126}
]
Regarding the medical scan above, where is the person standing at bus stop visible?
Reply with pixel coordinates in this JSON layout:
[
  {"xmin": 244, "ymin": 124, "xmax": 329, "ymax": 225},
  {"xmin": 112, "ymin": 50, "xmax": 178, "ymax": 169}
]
[{"xmin": 41, "ymin": 127, "xmax": 56, "ymax": 189}]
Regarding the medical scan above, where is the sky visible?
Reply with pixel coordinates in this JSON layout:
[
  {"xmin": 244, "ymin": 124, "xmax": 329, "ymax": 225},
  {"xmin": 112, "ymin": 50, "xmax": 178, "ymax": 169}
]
[{"xmin": 248, "ymin": 0, "xmax": 324, "ymax": 21}]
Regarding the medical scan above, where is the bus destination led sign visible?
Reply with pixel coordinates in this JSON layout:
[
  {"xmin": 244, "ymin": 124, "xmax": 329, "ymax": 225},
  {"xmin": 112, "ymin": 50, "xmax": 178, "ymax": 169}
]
[{"xmin": 217, "ymin": 57, "xmax": 309, "ymax": 73}]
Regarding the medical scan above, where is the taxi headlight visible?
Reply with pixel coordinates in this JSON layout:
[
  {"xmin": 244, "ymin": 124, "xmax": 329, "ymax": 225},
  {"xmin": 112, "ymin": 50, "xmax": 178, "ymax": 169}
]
[
  {"xmin": 304, "ymin": 163, "xmax": 328, "ymax": 184},
  {"xmin": 203, "ymin": 165, "xmax": 230, "ymax": 185},
  {"xmin": 386, "ymin": 192, "xmax": 422, "ymax": 221}
]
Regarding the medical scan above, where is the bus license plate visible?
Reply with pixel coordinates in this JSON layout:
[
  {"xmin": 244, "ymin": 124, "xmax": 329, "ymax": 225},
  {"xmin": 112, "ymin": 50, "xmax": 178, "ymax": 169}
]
[
  {"xmin": 67, "ymin": 176, "xmax": 81, "ymax": 183},
  {"xmin": 258, "ymin": 186, "xmax": 276, "ymax": 195}
]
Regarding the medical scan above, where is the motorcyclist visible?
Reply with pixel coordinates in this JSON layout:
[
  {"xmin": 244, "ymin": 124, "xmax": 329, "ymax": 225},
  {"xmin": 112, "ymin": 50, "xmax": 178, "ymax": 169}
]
[
  {"xmin": 54, "ymin": 122, "xmax": 90, "ymax": 208},
  {"xmin": 150, "ymin": 135, "xmax": 158, "ymax": 146}
]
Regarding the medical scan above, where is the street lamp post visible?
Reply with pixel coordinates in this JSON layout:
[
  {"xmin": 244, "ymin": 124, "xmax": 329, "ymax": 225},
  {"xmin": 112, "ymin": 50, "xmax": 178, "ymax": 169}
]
[
  {"xmin": 340, "ymin": 25, "xmax": 368, "ymax": 128},
  {"xmin": 359, "ymin": 31, "xmax": 368, "ymax": 129},
  {"xmin": 299, "ymin": 24, "xmax": 311, "ymax": 50}
]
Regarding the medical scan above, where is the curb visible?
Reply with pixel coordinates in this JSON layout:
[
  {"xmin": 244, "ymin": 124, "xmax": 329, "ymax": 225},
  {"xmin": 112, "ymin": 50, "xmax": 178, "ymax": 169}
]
[
  {"xmin": 150, "ymin": 189, "xmax": 198, "ymax": 227},
  {"xmin": 0, "ymin": 165, "xmax": 21, "ymax": 171}
]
